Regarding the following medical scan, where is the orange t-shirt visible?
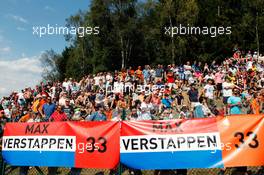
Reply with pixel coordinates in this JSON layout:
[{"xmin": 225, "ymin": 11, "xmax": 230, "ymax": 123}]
[
  {"xmin": 129, "ymin": 70, "xmax": 135, "ymax": 76},
  {"xmin": 38, "ymin": 99, "xmax": 47, "ymax": 112},
  {"xmin": 32, "ymin": 100, "xmax": 40, "ymax": 113},
  {"xmin": 19, "ymin": 114, "xmax": 31, "ymax": 122},
  {"xmin": 251, "ymin": 99, "xmax": 260, "ymax": 114},
  {"xmin": 104, "ymin": 110, "xmax": 112, "ymax": 121},
  {"xmin": 122, "ymin": 72, "xmax": 127, "ymax": 80}
]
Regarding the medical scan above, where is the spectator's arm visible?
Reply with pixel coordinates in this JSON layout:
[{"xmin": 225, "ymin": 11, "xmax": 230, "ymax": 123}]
[
  {"xmin": 18, "ymin": 115, "xmax": 26, "ymax": 122},
  {"xmin": 201, "ymin": 88, "xmax": 205, "ymax": 96},
  {"xmin": 252, "ymin": 106, "xmax": 256, "ymax": 114},
  {"xmin": 49, "ymin": 113, "xmax": 54, "ymax": 122},
  {"xmin": 186, "ymin": 95, "xmax": 191, "ymax": 105},
  {"xmin": 227, "ymin": 98, "xmax": 233, "ymax": 108},
  {"xmin": 39, "ymin": 106, "xmax": 45, "ymax": 118},
  {"xmin": 180, "ymin": 98, "xmax": 184, "ymax": 107},
  {"xmin": 174, "ymin": 98, "xmax": 179, "ymax": 107}
]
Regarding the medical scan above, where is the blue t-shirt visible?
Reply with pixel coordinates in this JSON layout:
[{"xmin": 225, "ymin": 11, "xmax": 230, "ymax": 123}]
[
  {"xmin": 155, "ymin": 68, "xmax": 163, "ymax": 77},
  {"xmin": 43, "ymin": 103, "xmax": 56, "ymax": 118},
  {"xmin": 227, "ymin": 96, "xmax": 242, "ymax": 114},
  {"xmin": 88, "ymin": 112, "xmax": 106, "ymax": 121},
  {"xmin": 143, "ymin": 69, "xmax": 150, "ymax": 79},
  {"xmin": 162, "ymin": 98, "xmax": 172, "ymax": 108},
  {"xmin": 194, "ymin": 104, "xmax": 205, "ymax": 118}
]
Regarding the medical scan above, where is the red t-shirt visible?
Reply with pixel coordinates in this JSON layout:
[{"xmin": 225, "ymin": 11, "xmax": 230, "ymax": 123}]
[
  {"xmin": 50, "ymin": 111, "xmax": 68, "ymax": 122},
  {"xmin": 167, "ymin": 73, "xmax": 174, "ymax": 83}
]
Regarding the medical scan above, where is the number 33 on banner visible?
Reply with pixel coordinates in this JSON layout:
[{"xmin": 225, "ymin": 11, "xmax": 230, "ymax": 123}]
[
  {"xmin": 72, "ymin": 122, "xmax": 120, "ymax": 169},
  {"xmin": 234, "ymin": 131, "xmax": 259, "ymax": 149},
  {"xmin": 218, "ymin": 115, "xmax": 264, "ymax": 167},
  {"xmin": 86, "ymin": 137, "xmax": 107, "ymax": 153}
]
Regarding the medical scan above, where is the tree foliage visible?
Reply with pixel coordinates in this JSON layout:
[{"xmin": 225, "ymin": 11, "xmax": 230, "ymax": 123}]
[{"xmin": 42, "ymin": 0, "xmax": 264, "ymax": 81}]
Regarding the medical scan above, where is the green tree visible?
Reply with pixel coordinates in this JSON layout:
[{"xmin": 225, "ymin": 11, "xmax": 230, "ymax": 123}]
[
  {"xmin": 41, "ymin": 0, "xmax": 264, "ymax": 81},
  {"xmin": 40, "ymin": 49, "xmax": 61, "ymax": 81}
]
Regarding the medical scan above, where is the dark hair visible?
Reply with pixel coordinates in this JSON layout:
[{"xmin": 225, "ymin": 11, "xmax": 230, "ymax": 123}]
[
  {"xmin": 57, "ymin": 105, "xmax": 64, "ymax": 110},
  {"xmin": 134, "ymin": 100, "xmax": 141, "ymax": 106},
  {"xmin": 199, "ymin": 96, "xmax": 204, "ymax": 103}
]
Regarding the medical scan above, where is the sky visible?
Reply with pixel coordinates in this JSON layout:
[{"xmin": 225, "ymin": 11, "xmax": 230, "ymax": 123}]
[{"xmin": 0, "ymin": 0, "xmax": 90, "ymax": 97}]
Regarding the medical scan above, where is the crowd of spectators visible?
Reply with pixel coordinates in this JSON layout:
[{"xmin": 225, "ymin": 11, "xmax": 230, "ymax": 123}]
[
  {"xmin": 1, "ymin": 50, "xmax": 264, "ymax": 134},
  {"xmin": 1, "ymin": 50, "xmax": 264, "ymax": 175}
]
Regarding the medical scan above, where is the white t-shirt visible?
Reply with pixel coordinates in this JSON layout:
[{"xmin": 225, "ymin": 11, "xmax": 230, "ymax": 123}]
[
  {"xmin": 94, "ymin": 76, "xmax": 100, "ymax": 86},
  {"xmin": 222, "ymin": 82, "xmax": 233, "ymax": 97},
  {"xmin": 258, "ymin": 78, "xmax": 264, "ymax": 88},
  {"xmin": 229, "ymin": 67, "xmax": 237, "ymax": 75},
  {"xmin": 132, "ymin": 93, "xmax": 138, "ymax": 102},
  {"xmin": 27, "ymin": 118, "xmax": 41, "ymax": 123},
  {"xmin": 204, "ymin": 75, "xmax": 215, "ymax": 81},
  {"xmin": 246, "ymin": 61, "xmax": 253, "ymax": 70},
  {"xmin": 62, "ymin": 81, "xmax": 70, "ymax": 91},
  {"xmin": 113, "ymin": 82, "xmax": 123, "ymax": 93},
  {"xmin": 184, "ymin": 65, "xmax": 192, "ymax": 74},
  {"xmin": 106, "ymin": 75, "xmax": 112, "ymax": 82},
  {"xmin": 50, "ymin": 86, "xmax": 56, "ymax": 98},
  {"xmin": 4, "ymin": 109, "xmax": 11, "ymax": 118},
  {"xmin": 99, "ymin": 76, "xmax": 105, "ymax": 83},
  {"xmin": 188, "ymin": 76, "xmax": 195, "ymax": 84},
  {"xmin": 204, "ymin": 84, "xmax": 214, "ymax": 99},
  {"xmin": 17, "ymin": 93, "xmax": 24, "ymax": 100},
  {"xmin": 141, "ymin": 102, "xmax": 154, "ymax": 112},
  {"xmin": 59, "ymin": 97, "xmax": 66, "ymax": 106},
  {"xmin": 138, "ymin": 112, "xmax": 152, "ymax": 120}
]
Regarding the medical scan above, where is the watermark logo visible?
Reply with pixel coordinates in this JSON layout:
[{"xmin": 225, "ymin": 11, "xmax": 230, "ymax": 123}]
[
  {"xmin": 102, "ymin": 84, "xmax": 165, "ymax": 95},
  {"xmin": 164, "ymin": 24, "xmax": 231, "ymax": 38},
  {"xmin": 32, "ymin": 24, "xmax": 99, "ymax": 37}
]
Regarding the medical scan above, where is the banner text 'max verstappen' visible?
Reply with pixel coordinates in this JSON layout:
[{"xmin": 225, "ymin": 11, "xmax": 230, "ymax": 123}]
[
  {"xmin": 120, "ymin": 115, "xmax": 264, "ymax": 169},
  {"xmin": 2, "ymin": 121, "xmax": 120, "ymax": 168},
  {"xmin": 2, "ymin": 115, "xmax": 264, "ymax": 169}
]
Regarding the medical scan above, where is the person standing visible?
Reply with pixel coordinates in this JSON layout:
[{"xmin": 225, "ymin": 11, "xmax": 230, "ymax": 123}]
[
  {"xmin": 228, "ymin": 88, "xmax": 242, "ymax": 115},
  {"xmin": 63, "ymin": 99, "xmax": 74, "ymax": 119},
  {"xmin": 187, "ymin": 84, "xmax": 199, "ymax": 111},
  {"xmin": 215, "ymin": 70, "xmax": 224, "ymax": 99},
  {"xmin": 47, "ymin": 105, "xmax": 68, "ymax": 175},
  {"xmin": 222, "ymin": 77, "xmax": 234, "ymax": 115},
  {"xmin": 203, "ymin": 79, "xmax": 215, "ymax": 108},
  {"xmin": 250, "ymin": 93, "xmax": 261, "ymax": 114},
  {"xmin": 155, "ymin": 64, "xmax": 164, "ymax": 83},
  {"xmin": 184, "ymin": 61, "xmax": 192, "ymax": 84},
  {"xmin": 42, "ymin": 96, "xmax": 56, "ymax": 121},
  {"xmin": 19, "ymin": 110, "xmax": 41, "ymax": 175}
]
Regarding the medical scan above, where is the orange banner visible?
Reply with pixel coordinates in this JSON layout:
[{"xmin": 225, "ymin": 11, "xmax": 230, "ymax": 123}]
[{"xmin": 218, "ymin": 114, "xmax": 264, "ymax": 167}]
